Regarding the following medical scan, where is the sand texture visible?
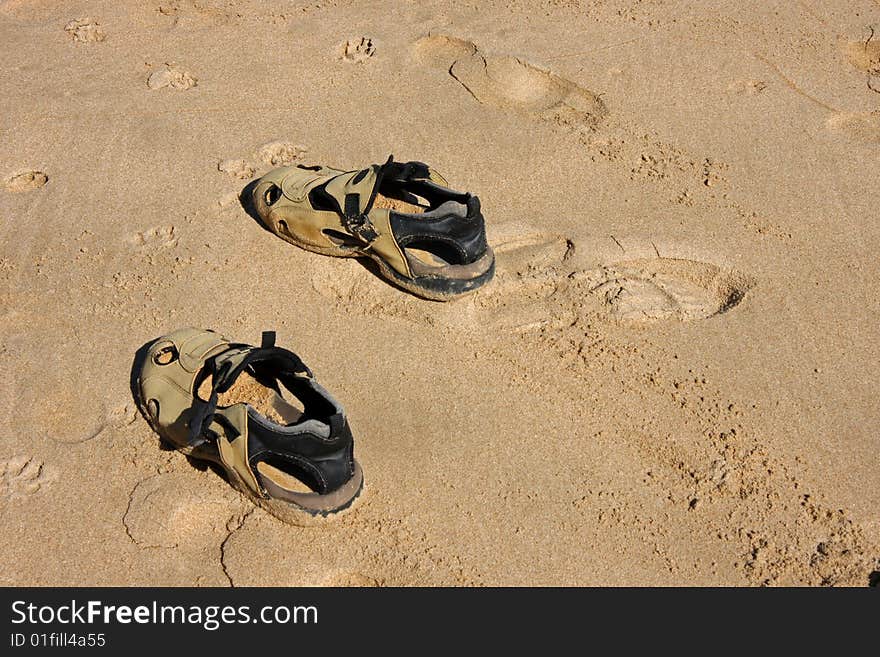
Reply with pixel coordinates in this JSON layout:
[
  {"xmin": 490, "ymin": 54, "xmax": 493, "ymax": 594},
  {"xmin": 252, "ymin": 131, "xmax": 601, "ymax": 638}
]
[{"xmin": 1, "ymin": 0, "xmax": 878, "ymax": 586}]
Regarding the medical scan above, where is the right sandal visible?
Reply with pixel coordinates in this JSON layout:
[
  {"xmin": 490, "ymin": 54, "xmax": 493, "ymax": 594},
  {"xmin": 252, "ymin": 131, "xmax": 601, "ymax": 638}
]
[
  {"xmin": 133, "ymin": 327, "xmax": 363, "ymax": 525},
  {"xmin": 250, "ymin": 156, "xmax": 495, "ymax": 301}
]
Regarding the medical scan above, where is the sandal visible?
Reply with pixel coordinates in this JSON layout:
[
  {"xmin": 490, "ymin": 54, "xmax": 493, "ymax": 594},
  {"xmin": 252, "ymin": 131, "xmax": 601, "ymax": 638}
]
[
  {"xmin": 250, "ymin": 156, "xmax": 495, "ymax": 300},
  {"xmin": 133, "ymin": 327, "xmax": 363, "ymax": 524}
]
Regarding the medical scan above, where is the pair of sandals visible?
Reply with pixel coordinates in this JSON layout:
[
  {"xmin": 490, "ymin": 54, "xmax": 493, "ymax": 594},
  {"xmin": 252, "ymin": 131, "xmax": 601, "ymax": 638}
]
[{"xmin": 134, "ymin": 157, "xmax": 495, "ymax": 523}]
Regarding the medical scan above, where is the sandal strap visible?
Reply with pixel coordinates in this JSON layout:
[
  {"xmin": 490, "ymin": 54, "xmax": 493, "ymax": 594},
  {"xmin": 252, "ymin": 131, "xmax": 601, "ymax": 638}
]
[
  {"xmin": 335, "ymin": 155, "xmax": 397, "ymax": 245},
  {"xmin": 337, "ymin": 156, "xmax": 441, "ymax": 243},
  {"xmin": 319, "ymin": 156, "xmax": 463, "ymax": 249},
  {"xmin": 187, "ymin": 331, "xmax": 312, "ymax": 446},
  {"xmin": 341, "ymin": 192, "xmax": 380, "ymax": 244}
]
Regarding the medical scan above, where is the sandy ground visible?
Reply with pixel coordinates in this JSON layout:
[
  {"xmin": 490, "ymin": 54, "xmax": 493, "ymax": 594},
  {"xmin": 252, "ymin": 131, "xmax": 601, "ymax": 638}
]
[{"xmin": 1, "ymin": 0, "xmax": 878, "ymax": 586}]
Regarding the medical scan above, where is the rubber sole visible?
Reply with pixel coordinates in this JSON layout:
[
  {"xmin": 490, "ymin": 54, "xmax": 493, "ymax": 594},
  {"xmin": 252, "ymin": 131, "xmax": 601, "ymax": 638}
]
[
  {"xmin": 132, "ymin": 339, "xmax": 364, "ymax": 526},
  {"xmin": 378, "ymin": 248, "xmax": 496, "ymax": 300}
]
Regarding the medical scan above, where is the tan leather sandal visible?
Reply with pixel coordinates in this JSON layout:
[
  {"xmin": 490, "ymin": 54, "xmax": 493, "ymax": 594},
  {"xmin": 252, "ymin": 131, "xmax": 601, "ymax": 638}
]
[
  {"xmin": 133, "ymin": 327, "xmax": 363, "ymax": 525},
  {"xmin": 251, "ymin": 156, "xmax": 495, "ymax": 300}
]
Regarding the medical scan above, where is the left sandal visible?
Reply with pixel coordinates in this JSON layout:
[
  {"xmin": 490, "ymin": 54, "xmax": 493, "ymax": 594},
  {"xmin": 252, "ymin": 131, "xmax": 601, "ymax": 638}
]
[
  {"xmin": 133, "ymin": 327, "xmax": 363, "ymax": 525},
  {"xmin": 250, "ymin": 156, "xmax": 495, "ymax": 300}
]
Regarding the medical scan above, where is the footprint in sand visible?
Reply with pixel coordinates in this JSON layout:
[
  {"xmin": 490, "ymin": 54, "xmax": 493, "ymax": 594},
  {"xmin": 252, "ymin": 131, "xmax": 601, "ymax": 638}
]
[
  {"xmin": 131, "ymin": 225, "xmax": 179, "ymax": 250},
  {"xmin": 467, "ymin": 223, "xmax": 577, "ymax": 330},
  {"xmin": 413, "ymin": 34, "xmax": 607, "ymax": 127},
  {"xmin": 257, "ymin": 141, "xmax": 307, "ymax": 167},
  {"xmin": 310, "ymin": 222, "xmax": 751, "ymax": 328},
  {"xmin": 147, "ymin": 65, "xmax": 198, "ymax": 91},
  {"xmin": 339, "ymin": 37, "xmax": 375, "ymax": 63},
  {"xmin": 42, "ymin": 401, "xmax": 137, "ymax": 445},
  {"xmin": 4, "ymin": 170, "xmax": 48, "ymax": 193},
  {"xmin": 0, "ymin": 456, "xmax": 56, "ymax": 501},
  {"xmin": 124, "ymin": 471, "xmax": 247, "ymax": 550},
  {"xmin": 64, "ymin": 18, "xmax": 105, "ymax": 43},
  {"xmin": 826, "ymin": 111, "xmax": 880, "ymax": 143},
  {"xmin": 844, "ymin": 33, "xmax": 880, "ymax": 75},
  {"xmin": 588, "ymin": 258, "xmax": 753, "ymax": 322},
  {"xmin": 487, "ymin": 222, "xmax": 574, "ymax": 283},
  {"xmin": 218, "ymin": 159, "xmax": 256, "ymax": 180},
  {"xmin": 473, "ymin": 229, "xmax": 753, "ymax": 326},
  {"xmin": 844, "ymin": 30, "xmax": 880, "ymax": 95},
  {"xmin": 413, "ymin": 33, "xmax": 477, "ymax": 67},
  {"xmin": 218, "ymin": 142, "xmax": 306, "ymax": 181}
]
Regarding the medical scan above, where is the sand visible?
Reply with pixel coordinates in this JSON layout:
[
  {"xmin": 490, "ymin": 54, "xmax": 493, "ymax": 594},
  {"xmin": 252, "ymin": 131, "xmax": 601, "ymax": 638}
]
[{"xmin": 1, "ymin": 0, "xmax": 878, "ymax": 586}]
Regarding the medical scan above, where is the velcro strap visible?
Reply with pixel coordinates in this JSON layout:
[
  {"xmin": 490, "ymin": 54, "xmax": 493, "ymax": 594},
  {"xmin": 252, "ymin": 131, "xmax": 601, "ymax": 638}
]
[
  {"xmin": 344, "ymin": 192, "xmax": 361, "ymax": 218},
  {"xmin": 186, "ymin": 337, "xmax": 312, "ymax": 445}
]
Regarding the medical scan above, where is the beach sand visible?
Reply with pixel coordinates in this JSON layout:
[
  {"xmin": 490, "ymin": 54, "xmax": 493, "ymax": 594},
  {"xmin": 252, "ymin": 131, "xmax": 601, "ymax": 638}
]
[{"xmin": 1, "ymin": 0, "xmax": 878, "ymax": 586}]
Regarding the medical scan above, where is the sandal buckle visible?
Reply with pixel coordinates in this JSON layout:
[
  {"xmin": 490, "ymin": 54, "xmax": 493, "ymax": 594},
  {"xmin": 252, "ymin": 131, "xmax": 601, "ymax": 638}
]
[{"xmin": 345, "ymin": 212, "xmax": 379, "ymax": 244}]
